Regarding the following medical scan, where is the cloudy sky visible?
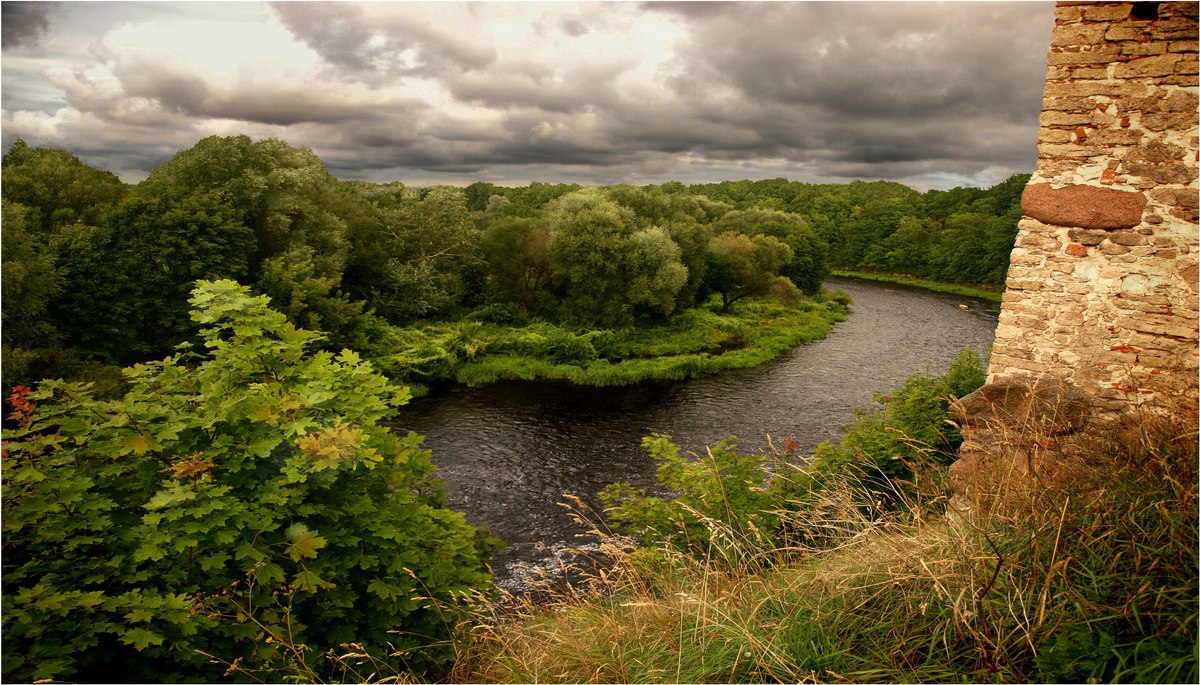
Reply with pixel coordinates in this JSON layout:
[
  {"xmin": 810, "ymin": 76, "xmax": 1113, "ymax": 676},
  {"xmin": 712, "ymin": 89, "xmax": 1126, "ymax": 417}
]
[{"xmin": 1, "ymin": 1, "xmax": 1056, "ymax": 190}]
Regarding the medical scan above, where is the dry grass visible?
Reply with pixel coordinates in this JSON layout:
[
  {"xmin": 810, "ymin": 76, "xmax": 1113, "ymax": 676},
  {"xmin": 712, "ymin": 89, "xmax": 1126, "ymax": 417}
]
[{"xmin": 444, "ymin": 410, "xmax": 1198, "ymax": 684}]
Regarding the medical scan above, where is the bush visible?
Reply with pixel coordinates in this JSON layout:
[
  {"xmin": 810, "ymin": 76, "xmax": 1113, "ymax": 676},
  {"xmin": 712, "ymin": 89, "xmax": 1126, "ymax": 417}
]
[
  {"xmin": 602, "ymin": 351, "xmax": 987, "ymax": 563},
  {"xmin": 1, "ymin": 280, "xmax": 496, "ymax": 683},
  {"xmin": 601, "ymin": 435, "xmax": 783, "ymax": 565},
  {"xmin": 813, "ymin": 349, "xmax": 986, "ymax": 504}
]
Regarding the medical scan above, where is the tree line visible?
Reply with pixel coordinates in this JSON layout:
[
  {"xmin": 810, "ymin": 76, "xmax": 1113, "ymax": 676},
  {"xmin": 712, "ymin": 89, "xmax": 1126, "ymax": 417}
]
[{"xmin": 2, "ymin": 135, "xmax": 1025, "ymax": 394}]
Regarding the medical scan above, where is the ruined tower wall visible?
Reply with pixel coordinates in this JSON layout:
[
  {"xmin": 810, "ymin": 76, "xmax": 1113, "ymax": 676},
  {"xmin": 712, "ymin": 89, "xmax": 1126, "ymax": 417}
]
[
  {"xmin": 951, "ymin": 2, "xmax": 1197, "ymax": 494},
  {"xmin": 988, "ymin": 1, "xmax": 1198, "ymax": 421}
]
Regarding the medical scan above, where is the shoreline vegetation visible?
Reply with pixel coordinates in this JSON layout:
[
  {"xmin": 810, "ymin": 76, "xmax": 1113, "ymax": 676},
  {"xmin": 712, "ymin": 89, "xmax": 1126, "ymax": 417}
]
[
  {"xmin": 390, "ymin": 292, "xmax": 850, "ymax": 392},
  {"xmin": 450, "ymin": 355, "xmax": 1198, "ymax": 685},
  {"xmin": 3, "ymin": 135, "xmax": 1047, "ymax": 682},
  {"xmin": 390, "ymin": 264, "xmax": 1012, "ymax": 394},
  {"xmin": 831, "ymin": 269, "xmax": 1004, "ymax": 303}
]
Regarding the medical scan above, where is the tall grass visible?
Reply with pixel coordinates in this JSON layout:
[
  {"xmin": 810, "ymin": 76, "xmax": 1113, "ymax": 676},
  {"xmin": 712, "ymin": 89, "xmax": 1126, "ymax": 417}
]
[{"xmin": 448, "ymin": 410, "xmax": 1197, "ymax": 683}]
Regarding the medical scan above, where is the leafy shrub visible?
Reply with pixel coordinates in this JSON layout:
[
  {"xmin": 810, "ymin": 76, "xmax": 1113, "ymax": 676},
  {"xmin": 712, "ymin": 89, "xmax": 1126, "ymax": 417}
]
[
  {"xmin": 811, "ymin": 349, "xmax": 986, "ymax": 503},
  {"xmin": 465, "ymin": 302, "xmax": 530, "ymax": 325},
  {"xmin": 1, "ymin": 280, "xmax": 495, "ymax": 683},
  {"xmin": 601, "ymin": 435, "xmax": 783, "ymax": 564},
  {"xmin": 602, "ymin": 351, "xmax": 986, "ymax": 562}
]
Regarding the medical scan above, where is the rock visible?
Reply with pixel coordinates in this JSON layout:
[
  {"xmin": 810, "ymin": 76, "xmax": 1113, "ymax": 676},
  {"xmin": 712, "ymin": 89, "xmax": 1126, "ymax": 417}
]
[
  {"xmin": 952, "ymin": 377, "xmax": 1091, "ymax": 437},
  {"xmin": 1022, "ymin": 183, "xmax": 1147, "ymax": 230}
]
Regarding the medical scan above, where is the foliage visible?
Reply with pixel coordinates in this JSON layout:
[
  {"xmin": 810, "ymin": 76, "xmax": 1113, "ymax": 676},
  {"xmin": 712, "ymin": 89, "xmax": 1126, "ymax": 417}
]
[
  {"xmin": 480, "ymin": 216, "xmax": 554, "ymax": 312},
  {"xmin": 545, "ymin": 189, "xmax": 650, "ymax": 326},
  {"xmin": 1, "ymin": 200, "xmax": 63, "ymax": 351},
  {"xmin": 459, "ymin": 368, "xmax": 1195, "ymax": 685},
  {"xmin": 256, "ymin": 245, "xmax": 397, "ymax": 360},
  {"xmin": 602, "ymin": 350, "xmax": 986, "ymax": 563},
  {"xmin": 808, "ymin": 349, "xmax": 986, "ymax": 504},
  {"xmin": 1, "ymin": 280, "xmax": 495, "ymax": 683},
  {"xmin": 711, "ymin": 208, "xmax": 829, "ymax": 295},
  {"xmin": 137, "ymin": 135, "xmax": 348, "ymax": 273},
  {"xmin": 683, "ymin": 175, "xmax": 1025, "ymax": 288},
  {"xmin": 702, "ymin": 232, "xmax": 794, "ymax": 312},
  {"xmin": 601, "ymin": 435, "xmax": 784, "ymax": 564},
  {"xmin": 625, "ymin": 227, "xmax": 690, "ymax": 317},
  {"xmin": 50, "ymin": 192, "xmax": 256, "ymax": 363},
  {"xmin": 385, "ymin": 295, "xmax": 848, "ymax": 387},
  {"xmin": 1, "ymin": 139, "xmax": 128, "ymax": 232},
  {"xmin": 2, "ymin": 135, "xmax": 1023, "ymax": 396}
]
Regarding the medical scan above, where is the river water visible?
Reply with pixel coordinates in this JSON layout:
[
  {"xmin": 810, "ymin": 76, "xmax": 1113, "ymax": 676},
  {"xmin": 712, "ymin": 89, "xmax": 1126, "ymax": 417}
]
[{"xmin": 391, "ymin": 278, "xmax": 999, "ymax": 587}]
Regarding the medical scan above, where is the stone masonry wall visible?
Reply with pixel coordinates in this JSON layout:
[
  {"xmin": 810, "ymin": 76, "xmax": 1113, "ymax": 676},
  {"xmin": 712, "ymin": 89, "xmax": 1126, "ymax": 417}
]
[
  {"xmin": 991, "ymin": 0, "xmax": 1198, "ymax": 419},
  {"xmin": 951, "ymin": 2, "xmax": 1197, "ymax": 495}
]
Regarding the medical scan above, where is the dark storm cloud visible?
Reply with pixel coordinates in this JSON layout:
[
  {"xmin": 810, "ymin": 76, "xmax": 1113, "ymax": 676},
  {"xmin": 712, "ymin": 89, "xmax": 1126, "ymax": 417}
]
[
  {"xmin": 367, "ymin": 1, "xmax": 1052, "ymax": 186},
  {"xmin": 631, "ymin": 1, "xmax": 1054, "ymax": 183},
  {"xmin": 665, "ymin": 2, "xmax": 1049, "ymax": 123},
  {"xmin": 444, "ymin": 59, "xmax": 627, "ymax": 113},
  {"xmin": 2, "ymin": 2, "xmax": 54, "ymax": 51},
  {"xmin": 2, "ymin": 2, "xmax": 1056, "ymax": 189}
]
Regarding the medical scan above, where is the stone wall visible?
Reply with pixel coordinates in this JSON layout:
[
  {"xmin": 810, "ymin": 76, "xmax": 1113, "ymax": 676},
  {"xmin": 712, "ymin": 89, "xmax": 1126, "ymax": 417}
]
[{"xmin": 952, "ymin": 1, "xmax": 1198, "ymax": 493}]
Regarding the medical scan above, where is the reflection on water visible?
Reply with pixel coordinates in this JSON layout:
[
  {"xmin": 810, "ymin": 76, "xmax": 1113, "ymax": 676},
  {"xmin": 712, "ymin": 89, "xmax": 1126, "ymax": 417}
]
[{"xmin": 390, "ymin": 278, "xmax": 999, "ymax": 584}]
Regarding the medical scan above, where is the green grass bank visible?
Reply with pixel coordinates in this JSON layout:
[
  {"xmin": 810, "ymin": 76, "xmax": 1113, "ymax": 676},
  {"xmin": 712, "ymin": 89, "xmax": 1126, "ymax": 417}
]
[
  {"xmin": 831, "ymin": 269, "xmax": 1003, "ymax": 303},
  {"xmin": 384, "ymin": 293, "xmax": 851, "ymax": 389}
]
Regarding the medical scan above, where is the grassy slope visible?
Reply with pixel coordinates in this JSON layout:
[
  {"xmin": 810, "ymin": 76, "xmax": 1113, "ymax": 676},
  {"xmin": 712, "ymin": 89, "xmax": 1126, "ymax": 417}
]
[
  {"xmin": 831, "ymin": 269, "xmax": 1003, "ymax": 303},
  {"xmin": 450, "ymin": 418, "xmax": 1197, "ymax": 684}
]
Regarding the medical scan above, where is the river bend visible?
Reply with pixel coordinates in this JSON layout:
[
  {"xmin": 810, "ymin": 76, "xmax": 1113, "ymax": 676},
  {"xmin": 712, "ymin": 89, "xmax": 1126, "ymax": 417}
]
[{"xmin": 391, "ymin": 278, "xmax": 1000, "ymax": 585}]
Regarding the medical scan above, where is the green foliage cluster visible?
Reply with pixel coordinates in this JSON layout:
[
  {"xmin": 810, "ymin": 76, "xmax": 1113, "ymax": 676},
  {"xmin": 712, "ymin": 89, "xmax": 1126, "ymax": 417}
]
[
  {"xmin": 601, "ymin": 435, "xmax": 787, "ymax": 566},
  {"xmin": 384, "ymin": 295, "xmax": 847, "ymax": 388},
  {"xmin": 685, "ymin": 174, "xmax": 1027, "ymax": 286},
  {"xmin": 602, "ymin": 350, "xmax": 986, "ymax": 559},
  {"xmin": 1, "ymin": 137, "xmax": 839, "ymax": 393},
  {"xmin": 807, "ymin": 349, "xmax": 987, "ymax": 503},
  {"xmin": 1, "ymin": 281, "xmax": 494, "ymax": 683}
]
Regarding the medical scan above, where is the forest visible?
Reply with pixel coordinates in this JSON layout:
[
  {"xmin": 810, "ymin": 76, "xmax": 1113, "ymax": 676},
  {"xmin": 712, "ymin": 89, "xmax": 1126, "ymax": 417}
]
[
  {"xmin": 2, "ymin": 135, "xmax": 1026, "ymax": 396},
  {"xmin": 2, "ymin": 135, "xmax": 1027, "ymax": 682}
]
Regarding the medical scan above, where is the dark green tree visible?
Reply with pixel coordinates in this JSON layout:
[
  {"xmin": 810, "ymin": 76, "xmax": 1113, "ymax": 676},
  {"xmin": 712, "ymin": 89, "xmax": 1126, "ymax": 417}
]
[
  {"xmin": 1, "ymin": 140, "xmax": 128, "ymax": 233},
  {"xmin": 49, "ymin": 192, "xmax": 254, "ymax": 363},
  {"xmin": 347, "ymin": 185, "xmax": 483, "ymax": 322},
  {"xmin": 713, "ymin": 208, "xmax": 829, "ymax": 295},
  {"xmin": 480, "ymin": 216, "xmax": 554, "ymax": 312},
  {"xmin": 137, "ymin": 135, "xmax": 348, "ymax": 275}
]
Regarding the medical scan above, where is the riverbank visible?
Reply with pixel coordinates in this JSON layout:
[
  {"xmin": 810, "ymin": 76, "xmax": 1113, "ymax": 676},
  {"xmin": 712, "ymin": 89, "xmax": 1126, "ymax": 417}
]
[
  {"xmin": 831, "ymin": 269, "xmax": 1003, "ymax": 303},
  {"xmin": 387, "ymin": 294, "xmax": 850, "ymax": 389},
  {"xmin": 448, "ymin": 393, "xmax": 1197, "ymax": 684},
  {"xmin": 399, "ymin": 279, "xmax": 1000, "ymax": 592}
]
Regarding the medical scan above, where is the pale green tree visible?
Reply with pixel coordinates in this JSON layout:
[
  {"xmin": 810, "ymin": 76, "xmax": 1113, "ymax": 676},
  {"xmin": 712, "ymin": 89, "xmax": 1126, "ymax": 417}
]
[{"xmin": 703, "ymin": 232, "xmax": 794, "ymax": 312}]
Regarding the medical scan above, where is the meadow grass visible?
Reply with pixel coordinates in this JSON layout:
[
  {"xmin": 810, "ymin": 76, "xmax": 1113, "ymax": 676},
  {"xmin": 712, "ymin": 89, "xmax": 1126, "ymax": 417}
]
[{"xmin": 447, "ymin": 411, "xmax": 1197, "ymax": 684}]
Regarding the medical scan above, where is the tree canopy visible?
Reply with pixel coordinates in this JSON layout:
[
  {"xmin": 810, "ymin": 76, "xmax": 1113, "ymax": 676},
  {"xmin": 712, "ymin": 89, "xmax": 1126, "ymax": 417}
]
[{"xmin": 0, "ymin": 136, "xmax": 1021, "ymax": 394}]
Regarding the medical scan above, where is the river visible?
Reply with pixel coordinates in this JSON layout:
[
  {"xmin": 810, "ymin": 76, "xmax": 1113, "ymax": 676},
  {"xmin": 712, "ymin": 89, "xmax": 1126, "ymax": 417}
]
[{"xmin": 391, "ymin": 278, "xmax": 999, "ymax": 587}]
